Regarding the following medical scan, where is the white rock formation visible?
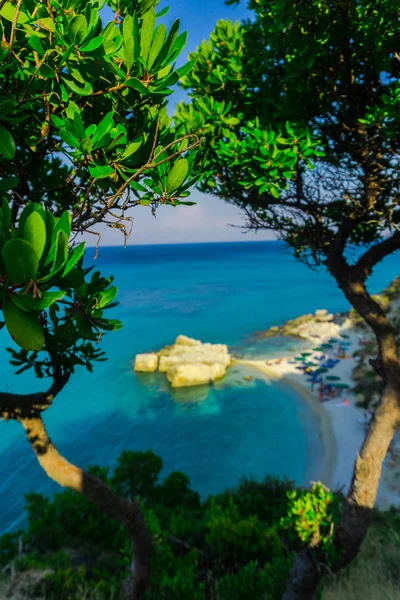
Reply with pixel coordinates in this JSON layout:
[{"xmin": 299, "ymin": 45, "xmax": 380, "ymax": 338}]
[
  {"xmin": 134, "ymin": 335, "xmax": 231, "ymax": 387},
  {"xmin": 134, "ymin": 353, "xmax": 159, "ymax": 372},
  {"xmin": 175, "ymin": 335, "xmax": 202, "ymax": 346},
  {"xmin": 167, "ymin": 363, "xmax": 226, "ymax": 388}
]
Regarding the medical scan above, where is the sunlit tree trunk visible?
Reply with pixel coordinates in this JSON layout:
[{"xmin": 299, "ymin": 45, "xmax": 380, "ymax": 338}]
[{"xmin": 20, "ymin": 416, "xmax": 153, "ymax": 600}]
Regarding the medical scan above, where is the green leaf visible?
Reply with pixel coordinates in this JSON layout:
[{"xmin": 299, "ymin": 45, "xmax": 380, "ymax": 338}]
[
  {"xmin": 17, "ymin": 204, "xmax": 44, "ymax": 239},
  {"xmin": 80, "ymin": 36, "xmax": 104, "ymax": 52},
  {"xmin": 88, "ymin": 164, "xmax": 114, "ymax": 179},
  {"xmin": 43, "ymin": 213, "xmax": 71, "ymax": 271},
  {"xmin": 91, "ymin": 112, "xmax": 114, "ymax": 145},
  {"xmin": 60, "ymin": 268, "xmax": 85, "ymax": 288},
  {"xmin": 0, "ymin": 176, "xmax": 19, "ymax": 194},
  {"xmin": 123, "ymin": 14, "xmax": 134, "ymax": 41},
  {"xmin": 36, "ymin": 17, "xmax": 56, "ymax": 33},
  {"xmin": 62, "ymin": 242, "xmax": 85, "ymax": 278},
  {"xmin": 62, "ymin": 77, "xmax": 93, "ymax": 96},
  {"xmin": 59, "ymin": 128, "xmax": 80, "ymax": 148},
  {"xmin": 0, "ymin": 2, "xmax": 29, "ymax": 23},
  {"xmin": 129, "ymin": 180, "xmax": 147, "ymax": 192},
  {"xmin": 176, "ymin": 59, "xmax": 196, "ymax": 79},
  {"xmin": 100, "ymin": 318, "xmax": 123, "ymax": 331},
  {"xmin": 157, "ymin": 70, "xmax": 179, "ymax": 88},
  {"xmin": 167, "ymin": 31, "xmax": 187, "ymax": 62},
  {"xmin": 1, "ymin": 198, "xmax": 11, "ymax": 230},
  {"xmin": 156, "ymin": 6, "xmax": 169, "ymax": 18},
  {"xmin": 3, "ymin": 239, "xmax": 39, "ymax": 283},
  {"xmin": 123, "ymin": 14, "xmax": 135, "ymax": 71},
  {"xmin": 80, "ymin": 138, "xmax": 93, "ymax": 154},
  {"xmin": 124, "ymin": 36, "xmax": 135, "ymax": 72},
  {"xmin": 60, "ymin": 85, "xmax": 69, "ymax": 103},
  {"xmin": 75, "ymin": 315, "xmax": 96, "ymax": 340},
  {"xmin": 140, "ymin": 8, "xmax": 156, "ymax": 63},
  {"xmin": 0, "ymin": 124, "xmax": 16, "ymax": 160},
  {"xmin": 24, "ymin": 212, "xmax": 47, "ymax": 262},
  {"xmin": 121, "ymin": 137, "xmax": 143, "ymax": 159},
  {"xmin": 153, "ymin": 18, "xmax": 179, "ymax": 70},
  {"xmin": 16, "ymin": 291, "xmax": 66, "ymax": 311},
  {"xmin": 125, "ymin": 78, "xmax": 148, "ymax": 94},
  {"xmin": 54, "ymin": 230, "xmax": 69, "ymax": 270},
  {"xmin": 166, "ymin": 159, "xmax": 189, "ymax": 193},
  {"xmin": 2, "ymin": 297, "xmax": 45, "ymax": 351},
  {"xmin": 69, "ymin": 15, "xmax": 88, "ymax": 45},
  {"xmin": 269, "ymin": 185, "xmax": 280, "ymax": 199},
  {"xmin": 98, "ymin": 286, "xmax": 118, "ymax": 308},
  {"xmin": 55, "ymin": 211, "xmax": 72, "ymax": 238},
  {"xmin": 148, "ymin": 24, "xmax": 166, "ymax": 70}
]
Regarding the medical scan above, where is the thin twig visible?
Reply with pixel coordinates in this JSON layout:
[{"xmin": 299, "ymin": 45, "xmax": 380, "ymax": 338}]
[{"xmin": 7, "ymin": 0, "xmax": 24, "ymax": 64}]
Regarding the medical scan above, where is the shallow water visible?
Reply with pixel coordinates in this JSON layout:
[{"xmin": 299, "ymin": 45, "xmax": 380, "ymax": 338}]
[{"xmin": 0, "ymin": 241, "xmax": 398, "ymax": 533}]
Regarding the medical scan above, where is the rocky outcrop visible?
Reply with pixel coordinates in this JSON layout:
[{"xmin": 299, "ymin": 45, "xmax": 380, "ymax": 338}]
[
  {"xmin": 134, "ymin": 353, "xmax": 159, "ymax": 372},
  {"xmin": 167, "ymin": 363, "xmax": 226, "ymax": 388},
  {"xmin": 257, "ymin": 309, "xmax": 337, "ymax": 339},
  {"xmin": 134, "ymin": 335, "xmax": 231, "ymax": 388}
]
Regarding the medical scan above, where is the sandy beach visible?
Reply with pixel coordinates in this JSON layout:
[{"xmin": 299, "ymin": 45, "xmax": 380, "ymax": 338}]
[{"xmin": 235, "ymin": 315, "xmax": 400, "ymax": 510}]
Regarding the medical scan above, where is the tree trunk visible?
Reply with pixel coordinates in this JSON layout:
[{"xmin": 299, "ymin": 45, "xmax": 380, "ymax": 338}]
[
  {"xmin": 283, "ymin": 380, "xmax": 400, "ymax": 600},
  {"xmin": 19, "ymin": 416, "xmax": 153, "ymax": 599}
]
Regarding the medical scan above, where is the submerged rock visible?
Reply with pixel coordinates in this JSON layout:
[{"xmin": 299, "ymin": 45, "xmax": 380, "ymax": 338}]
[{"xmin": 134, "ymin": 335, "xmax": 231, "ymax": 387}]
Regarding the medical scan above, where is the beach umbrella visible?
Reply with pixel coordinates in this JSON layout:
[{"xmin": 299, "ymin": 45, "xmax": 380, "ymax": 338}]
[
  {"xmin": 325, "ymin": 375, "xmax": 341, "ymax": 381},
  {"xmin": 314, "ymin": 368, "xmax": 329, "ymax": 374},
  {"xmin": 300, "ymin": 352, "xmax": 313, "ymax": 357},
  {"xmin": 294, "ymin": 357, "xmax": 305, "ymax": 361},
  {"xmin": 340, "ymin": 334, "xmax": 350, "ymax": 339},
  {"xmin": 321, "ymin": 344, "xmax": 333, "ymax": 349},
  {"xmin": 332, "ymin": 383, "xmax": 350, "ymax": 389},
  {"xmin": 312, "ymin": 347, "xmax": 324, "ymax": 351},
  {"xmin": 328, "ymin": 338, "xmax": 338, "ymax": 343}
]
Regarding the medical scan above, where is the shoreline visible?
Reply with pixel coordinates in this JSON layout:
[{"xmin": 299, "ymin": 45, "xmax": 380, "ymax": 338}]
[
  {"xmin": 235, "ymin": 360, "xmax": 337, "ymax": 491},
  {"xmin": 284, "ymin": 374, "xmax": 337, "ymax": 490},
  {"xmin": 233, "ymin": 311, "xmax": 400, "ymax": 509}
]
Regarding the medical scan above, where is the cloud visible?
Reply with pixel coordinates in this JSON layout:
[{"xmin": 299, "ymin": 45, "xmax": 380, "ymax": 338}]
[{"xmin": 82, "ymin": 191, "xmax": 276, "ymax": 246}]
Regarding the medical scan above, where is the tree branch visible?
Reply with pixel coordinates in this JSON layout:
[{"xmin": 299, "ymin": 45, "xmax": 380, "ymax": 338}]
[
  {"xmin": 20, "ymin": 415, "xmax": 152, "ymax": 598},
  {"xmin": 355, "ymin": 230, "xmax": 400, "ymax": 279}
]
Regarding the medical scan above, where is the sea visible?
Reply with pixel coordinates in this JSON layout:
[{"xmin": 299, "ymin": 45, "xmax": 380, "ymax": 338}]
[{"xmin": 0, "ymin": 241, "xmax": 399, "ymax": 533}]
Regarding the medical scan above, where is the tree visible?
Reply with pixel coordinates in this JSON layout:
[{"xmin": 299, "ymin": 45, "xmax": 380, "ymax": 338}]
[
  {"xmin": 175, "ymin": 1, "xmax": 400, "ymax": 597},
  {"xmin": 0, "ymin": 0, "xmax": 200, "ymax": 596}
]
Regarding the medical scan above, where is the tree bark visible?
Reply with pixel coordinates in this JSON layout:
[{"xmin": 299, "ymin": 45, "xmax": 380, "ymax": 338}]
[{"xmin": 19, "ymin": 416, "xmax": 153, "ymax": 599}]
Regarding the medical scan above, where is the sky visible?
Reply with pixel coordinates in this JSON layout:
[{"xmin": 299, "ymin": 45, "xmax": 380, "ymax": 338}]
[{"xmin": 88, "ymin": 0, "xmax": 275, "ymax": 246}]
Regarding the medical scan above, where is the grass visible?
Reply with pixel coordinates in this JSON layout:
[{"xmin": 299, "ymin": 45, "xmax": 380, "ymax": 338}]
[{"xmin": 322, "ymin": 524, "xmax": 400, "ymax": 600}]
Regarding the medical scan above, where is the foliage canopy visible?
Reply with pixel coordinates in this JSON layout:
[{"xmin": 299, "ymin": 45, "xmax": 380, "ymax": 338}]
[{"xmin": 0, "ymin": 0, "xmax": 200, "ymax": 401}]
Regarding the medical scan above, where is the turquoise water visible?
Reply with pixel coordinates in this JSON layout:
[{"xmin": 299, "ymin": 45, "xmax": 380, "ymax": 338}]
[{"xmin": 0, "ymin": 241, "xmax": 399, "ymax": 533}]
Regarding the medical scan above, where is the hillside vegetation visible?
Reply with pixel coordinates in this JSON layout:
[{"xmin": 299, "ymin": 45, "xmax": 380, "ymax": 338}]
[{"xmin": 1, "ymin": 450, "xmax": 399, "ymax": 599}]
